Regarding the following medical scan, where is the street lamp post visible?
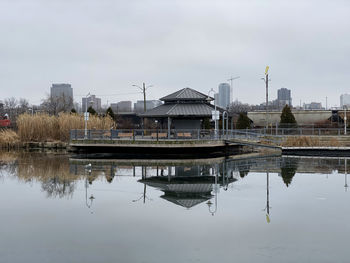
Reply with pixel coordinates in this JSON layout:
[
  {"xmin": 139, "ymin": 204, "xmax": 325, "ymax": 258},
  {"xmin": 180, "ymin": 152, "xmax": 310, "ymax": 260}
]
[
  {"xmin": 84, "ymin": 92, "xmax": 90, "ymax": 139},
  {"xmin": 261, "ymin": 66, "xmax": 270, "ymax": 130},
  {"xmin": 344, "ymin": 106, "xmax": 347, "ymax": 135},
  {"xmin": 208, "ymin": 88, "xmax": 217, "ymax": 137}
]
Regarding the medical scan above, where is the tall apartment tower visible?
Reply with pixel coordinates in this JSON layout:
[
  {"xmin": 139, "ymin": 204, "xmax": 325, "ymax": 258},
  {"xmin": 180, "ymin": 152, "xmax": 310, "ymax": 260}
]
[
  {"xmin": 50, "ymin": 83, "xmax": 74, "ymax": 109},
  {"xmin": 277, "ymin": 88, "xmax": 292, "ymax": 107},
  {"xmin": 340, "ymin": 94, "xmax": 350, "ymax": 107},
  {"xmin": 218, "ymin": 83, "xmax": 231, "ymax": 109},
  {"xmin": 50, "ymin": 83, "xmax": 73, "ymax": 101}
]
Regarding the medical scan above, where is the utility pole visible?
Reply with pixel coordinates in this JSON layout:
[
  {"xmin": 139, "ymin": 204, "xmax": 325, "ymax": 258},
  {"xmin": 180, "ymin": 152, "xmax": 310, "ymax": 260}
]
[
  {"xmin": 262, "ymin": 66, "xmax": 270, "ymax": 129},
  {"xmin": 326, "ymin": 96, "xmax": 328, "ymax": 110},
  {"xmin": 133, "ymin": 83, "xmax": 153, "ymax": 113},
  {"xmin": 143, "ymin": 82, "xmax": 146, "ymax": 112}
]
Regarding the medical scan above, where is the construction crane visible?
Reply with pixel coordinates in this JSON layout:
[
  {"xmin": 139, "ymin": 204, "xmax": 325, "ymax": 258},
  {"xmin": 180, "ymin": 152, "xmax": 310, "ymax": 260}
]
[{"xmin": 227, "ymin": 76, "xmax": 240, "ymax": 102}]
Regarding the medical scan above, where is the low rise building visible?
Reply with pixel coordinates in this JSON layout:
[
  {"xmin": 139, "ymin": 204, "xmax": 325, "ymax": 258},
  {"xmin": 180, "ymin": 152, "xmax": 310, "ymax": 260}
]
[
  {"xmin": 304, "ymin": 102, "xmax": 323, "ymax": 110},
  {"xmin": 111, "ymin": 101, "xmax": 132, "ymax": 112},
  {"xmin": 82, "ymin": 95, "xmax": 101, "ymax": 111},
  {"xmin": 340, "ymin": 94, "xmax": 350, "ymax": 108},
  {"xmin": 134, "ymin": 100, "xmax": 162, "ymax": 113}
]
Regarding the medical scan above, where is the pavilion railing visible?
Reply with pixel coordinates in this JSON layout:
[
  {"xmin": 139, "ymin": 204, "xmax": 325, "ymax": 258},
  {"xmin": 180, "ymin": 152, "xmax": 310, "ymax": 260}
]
[{"xmin": 69, "ymin": 129, "xmax": 284, "ymax": 143}]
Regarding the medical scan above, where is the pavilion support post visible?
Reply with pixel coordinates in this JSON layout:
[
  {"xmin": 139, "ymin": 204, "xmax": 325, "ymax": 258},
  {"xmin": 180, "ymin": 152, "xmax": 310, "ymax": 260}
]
[{"xmin": 168, "ymin": 117, "xmax": 171, "ymax": 139}]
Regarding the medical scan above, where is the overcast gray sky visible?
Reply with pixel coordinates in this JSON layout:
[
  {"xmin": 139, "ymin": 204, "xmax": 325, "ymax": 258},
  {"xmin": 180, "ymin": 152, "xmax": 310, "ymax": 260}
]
[{"xmin": 0, "ymin": 0, "xmax": 349, "ymax": 107}]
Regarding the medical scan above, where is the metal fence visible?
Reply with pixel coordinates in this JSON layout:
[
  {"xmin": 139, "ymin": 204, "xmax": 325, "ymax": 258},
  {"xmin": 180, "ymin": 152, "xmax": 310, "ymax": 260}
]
[
  {"xmin": 69, "ymin": 128, "xmax": 285, "ymax": 143},
  {"xmin": 70, "ymin": 127, "xmax": 348, "ymax": 145},
  {"xmin": 70, "ymin": 129, "xmax": 231, "ymax": 141},
  {"xmin": 250, "ymin": 127, "xmax": 349, "ymax": 136}
]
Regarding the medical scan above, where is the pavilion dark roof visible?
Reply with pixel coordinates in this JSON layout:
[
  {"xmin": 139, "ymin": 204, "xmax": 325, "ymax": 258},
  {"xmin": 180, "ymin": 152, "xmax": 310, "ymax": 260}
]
[
  {"xmin": 160, "ymin": 88, "xmax": 213, "ymax": 102},
  {"xmin": 140, "ymin": 87, "xmax": 224, "ymax": 118},
  {"xmin": 139, "ymin": 103, "xmax": 221, "ymax": 117}
]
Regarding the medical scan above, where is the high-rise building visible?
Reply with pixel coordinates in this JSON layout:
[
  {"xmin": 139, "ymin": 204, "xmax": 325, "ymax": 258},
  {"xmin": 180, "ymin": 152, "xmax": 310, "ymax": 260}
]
[
  {"xmin": 50, "ymin": 83, "xmax": 74, "ymax": 110},
  {"xmin": 340, "ymin": 94, "xmax": 350, "ymax": 107},
  {"xmin": 51, "ymin": 83, "xmax": 73, "ymax": 100},
  {"xmin": 217, "ymin": 83, "xmax": 231, "ymax": 109},
  {"xmin": 134, "ymin": 100, "xmax": 162, "ymax": 113},
  {"xmin": 111, "ymin": 101, "xmax": 132, "ymax": 112},
  {"xmin": 82, "ymin": 95, "xmax": 101, "ymax": 112},
  {"xmin": 277, "ymin": 88, "xmax": 292, "ymax": 107}
]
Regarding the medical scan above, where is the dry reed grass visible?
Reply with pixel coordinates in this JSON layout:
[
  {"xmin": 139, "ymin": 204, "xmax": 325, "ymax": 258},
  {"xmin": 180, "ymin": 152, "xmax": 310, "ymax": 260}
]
[
  {"xmin": 282, "ymin": 136, "xmax": 341, "ymax": 147},
  {"xmin": 282, "ymin": 136, "xmax": 321, "ymax": 147},
  {"xmin": 17, "ymin": 113, "xmax": 114, "ymax": 142},
  {"xmin": 0, "ymin": 129, "xmax": 20, "ymax": 149}
]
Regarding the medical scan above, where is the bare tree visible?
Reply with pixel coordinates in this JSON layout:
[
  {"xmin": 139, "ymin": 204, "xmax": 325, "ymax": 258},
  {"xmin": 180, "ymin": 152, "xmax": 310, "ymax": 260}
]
[
  {"xmin": 41, "ymin": 94, "xmax": 73, "ymax": 115},
  {"xmin": 18, "ymin": 98, "xmax": 29, "ymax": 114},
  {"xmin": 4, "ymin": 97, "xmax": 18, "ymax": 109},
  {"xmin": 3, "ymin": 97, "xmax": 18, "ymax": 120},
  {"xmin": 228, "ymin": 100, "xmax": 252, "ymax": 114}
]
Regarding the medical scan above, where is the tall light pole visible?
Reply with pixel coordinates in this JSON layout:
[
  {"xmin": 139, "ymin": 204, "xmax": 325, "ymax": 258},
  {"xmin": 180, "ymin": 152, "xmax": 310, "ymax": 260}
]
[
  {"xmin": 344, "ymin": 106, "xmax": 347, "ymax": 135},
  {"xmin": 84, "ymin": 92, "xmax": 90, "ymax": 139},
  {"xmin": 208, "ymin": 88, "xmax": 217, "ymax": 136},
  {"xmin": 227, "ymin": 76, "xmax": 240, "ymax": 103},
  {"xmin": 261, "ymin": 66, "xmax": 270, "ymax": 129},
  {"xmin": 133, "ymin": 83, "xmax": 153, "ymax": 112}
]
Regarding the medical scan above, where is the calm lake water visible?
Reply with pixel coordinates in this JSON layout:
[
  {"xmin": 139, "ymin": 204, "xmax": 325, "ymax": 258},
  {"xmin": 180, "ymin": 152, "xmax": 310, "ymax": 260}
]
[{"xmin": 1, "ymin": 152, "xmax": 350, "ymax": 263}]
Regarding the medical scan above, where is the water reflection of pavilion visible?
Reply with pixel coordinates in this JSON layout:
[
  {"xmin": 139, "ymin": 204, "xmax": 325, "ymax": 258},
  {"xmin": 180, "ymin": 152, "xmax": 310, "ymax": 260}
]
[{"xmin": 139, "ymin": 174, "xmax": 237, "ymax": 209}]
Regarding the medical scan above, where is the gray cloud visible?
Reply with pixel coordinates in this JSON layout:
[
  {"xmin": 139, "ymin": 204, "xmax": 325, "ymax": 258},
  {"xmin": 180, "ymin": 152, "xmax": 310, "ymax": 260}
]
[{"xmin": 0, "ymin": 0, "xmax": 349, "ymax": 107}]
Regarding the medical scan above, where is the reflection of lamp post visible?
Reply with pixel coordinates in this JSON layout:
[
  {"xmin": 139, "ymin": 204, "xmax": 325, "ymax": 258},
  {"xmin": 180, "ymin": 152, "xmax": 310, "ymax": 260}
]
[
  {"xmin": 133, "ymin": 166, "xmax": 152, "ymax": 203},
  {"xmin": 263, "ymin": 171, "xmax": 271, "ymax": 223},
  {"xmin": 345, "ymin": 158, "xmax": 348, "ymax": 192},
  {"xmin": 207, "ymin": 164, "xmax": 218, "ymax": 216},
  {"xmin": 84, "ymin": 163, "xmax": 95, "ymax": 213}
]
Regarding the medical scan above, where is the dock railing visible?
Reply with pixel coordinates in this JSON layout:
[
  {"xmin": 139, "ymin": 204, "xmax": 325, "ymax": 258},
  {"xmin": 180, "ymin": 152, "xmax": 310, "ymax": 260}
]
[
  {"xmin": 70, "ymin": 129, "xmax": 224, "ymax": 141},
  {"xmin": 69, "ymin": 129, "xmax": 284, "ymax": 144}
]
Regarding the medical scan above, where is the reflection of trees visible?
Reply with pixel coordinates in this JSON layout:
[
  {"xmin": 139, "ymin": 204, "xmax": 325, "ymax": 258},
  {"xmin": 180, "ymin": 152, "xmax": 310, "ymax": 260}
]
[
  {"xmin": 1, "ymin": 152, "xmax": 80, "ymax": 198},
  {"xmin": 41, "ymin": 177, "xmax": 75, "ymax": 198},
  {"xmin": 239, "ymin": 169, "xmax": 249, "ymax": 178},
  {"xmin": 0, "ymin": 152, "xmax": 18, "ymax": 177},
  {"xmin": 238, "ymin": 163, "xmax": 251, "ymax": 178},
  {"xmin": 280, "ymin": 158, "xmax": 299, "ymax": 187}
]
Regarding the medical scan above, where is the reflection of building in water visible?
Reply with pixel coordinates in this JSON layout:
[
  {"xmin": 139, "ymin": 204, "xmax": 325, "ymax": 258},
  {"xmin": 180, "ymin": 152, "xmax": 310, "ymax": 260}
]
[
  {"xmin": 140, "ymin": 177, "xmax": 215, "ymax": 208},
  {"xmin": 139, "ymin": 166, "xmax": 237, "ymax": 210}
]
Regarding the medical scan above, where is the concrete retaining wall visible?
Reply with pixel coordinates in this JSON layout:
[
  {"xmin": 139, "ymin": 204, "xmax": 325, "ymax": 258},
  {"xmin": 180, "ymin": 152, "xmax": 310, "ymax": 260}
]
[{"xmin": 248, "ymin": 110, "xmax": 332, "ymax": 126}]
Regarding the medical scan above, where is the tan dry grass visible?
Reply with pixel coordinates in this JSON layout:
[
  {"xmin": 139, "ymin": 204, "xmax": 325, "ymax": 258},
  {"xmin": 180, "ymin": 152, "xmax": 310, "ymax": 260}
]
[
  {"xmin": 282, "ymin": 136, "xmax": 341, "ymax": 147},
  {"xmin": 0, "ymin": 129, "xmax": 20, "ymax": 148},
  {"xmin": 17, "ymin": 113, "xmax": 114, "ymax": 142},
  {"xmin": 282, "ymin": 136, "xmax": 321, "ymax": 147}
]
